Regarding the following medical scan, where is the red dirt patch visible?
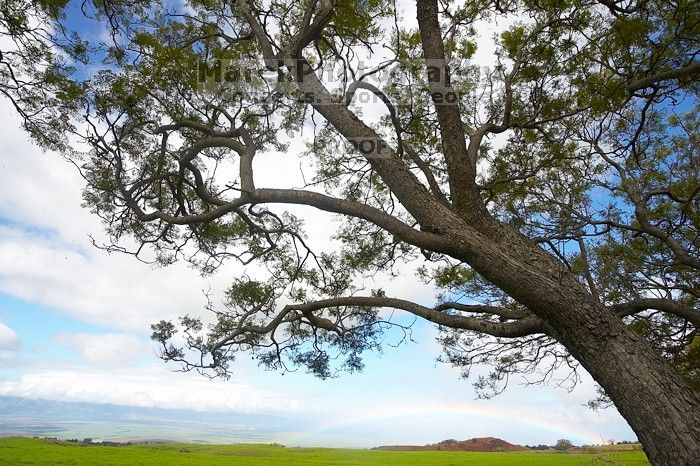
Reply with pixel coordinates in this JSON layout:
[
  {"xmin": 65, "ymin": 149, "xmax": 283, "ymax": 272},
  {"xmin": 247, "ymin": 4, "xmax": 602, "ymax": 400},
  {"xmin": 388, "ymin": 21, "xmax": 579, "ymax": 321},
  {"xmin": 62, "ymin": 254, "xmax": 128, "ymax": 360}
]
[{"xmin": 373, "ymin": 437, "xmax": 530, "ymax": 452}]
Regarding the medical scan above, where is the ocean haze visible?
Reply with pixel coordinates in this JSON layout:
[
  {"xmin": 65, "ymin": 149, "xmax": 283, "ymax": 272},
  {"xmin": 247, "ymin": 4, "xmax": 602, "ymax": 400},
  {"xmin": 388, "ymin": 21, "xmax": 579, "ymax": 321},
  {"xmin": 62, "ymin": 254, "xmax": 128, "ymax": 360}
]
[{"xmin": 0, "ymin": 396, "xmax": 303, "ymax": 444}]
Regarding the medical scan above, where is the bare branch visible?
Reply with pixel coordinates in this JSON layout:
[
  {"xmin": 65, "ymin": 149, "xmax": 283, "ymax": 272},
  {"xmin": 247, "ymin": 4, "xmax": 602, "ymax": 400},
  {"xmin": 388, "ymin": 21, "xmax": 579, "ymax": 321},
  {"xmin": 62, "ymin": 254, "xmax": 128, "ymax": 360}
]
[{"xmin": 610, "ymin": 299, "xmax": 700, "ymax": 328}]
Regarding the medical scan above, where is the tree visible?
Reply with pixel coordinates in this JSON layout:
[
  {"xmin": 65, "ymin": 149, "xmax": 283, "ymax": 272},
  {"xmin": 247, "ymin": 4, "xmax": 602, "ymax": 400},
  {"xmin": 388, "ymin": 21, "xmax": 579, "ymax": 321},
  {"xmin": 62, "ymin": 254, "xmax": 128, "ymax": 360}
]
[
  {"xmin": 553, "ymin": 439, "xmax": 574, "ymax": 451},
  {"xmin": 1, "ymin": 0, "xmax": 699, "ymax": 464}
]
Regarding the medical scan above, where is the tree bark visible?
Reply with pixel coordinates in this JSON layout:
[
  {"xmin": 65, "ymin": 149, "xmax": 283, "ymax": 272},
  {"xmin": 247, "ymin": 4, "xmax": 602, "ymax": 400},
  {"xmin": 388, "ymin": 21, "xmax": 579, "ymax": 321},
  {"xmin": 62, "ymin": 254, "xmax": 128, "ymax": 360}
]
[
  {"xmin": 443, "ymin": 223, "xmax": 700, "ymax": 466},
  {"xmin": 558, "ymin": 301, "xmax": 700, "ymax": 466}
]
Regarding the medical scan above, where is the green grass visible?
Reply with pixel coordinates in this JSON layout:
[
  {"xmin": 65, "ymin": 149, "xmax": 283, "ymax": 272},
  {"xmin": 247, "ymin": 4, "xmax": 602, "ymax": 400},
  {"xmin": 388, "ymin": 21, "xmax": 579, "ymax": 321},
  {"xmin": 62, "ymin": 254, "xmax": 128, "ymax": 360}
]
[{"xmin": 0, "ymin": 437, "xmax": 649, "ymax": 465}]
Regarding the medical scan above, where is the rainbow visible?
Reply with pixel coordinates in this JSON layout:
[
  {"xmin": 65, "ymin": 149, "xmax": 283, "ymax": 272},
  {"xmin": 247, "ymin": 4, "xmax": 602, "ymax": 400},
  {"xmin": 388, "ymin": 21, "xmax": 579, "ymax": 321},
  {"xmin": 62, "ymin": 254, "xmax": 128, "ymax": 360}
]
[{"xmin": 278, "ymin": 401, "xmax": 613, "ymax": 446}]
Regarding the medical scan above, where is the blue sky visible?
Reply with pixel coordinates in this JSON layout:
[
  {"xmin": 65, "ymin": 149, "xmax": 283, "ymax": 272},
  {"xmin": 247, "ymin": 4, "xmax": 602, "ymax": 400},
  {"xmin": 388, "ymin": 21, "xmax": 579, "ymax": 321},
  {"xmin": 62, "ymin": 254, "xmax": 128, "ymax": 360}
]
[{"xmin": 0, "ymin": 0, "xmax": 640, "ymax": 448}]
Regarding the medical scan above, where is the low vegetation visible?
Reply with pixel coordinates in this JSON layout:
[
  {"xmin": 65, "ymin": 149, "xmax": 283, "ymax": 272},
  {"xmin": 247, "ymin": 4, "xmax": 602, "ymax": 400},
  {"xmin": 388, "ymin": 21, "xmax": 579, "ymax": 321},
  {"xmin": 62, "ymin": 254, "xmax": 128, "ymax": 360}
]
[{"xmin": 0, "ymin": 437, "xmax": 649, "ymax": 465}]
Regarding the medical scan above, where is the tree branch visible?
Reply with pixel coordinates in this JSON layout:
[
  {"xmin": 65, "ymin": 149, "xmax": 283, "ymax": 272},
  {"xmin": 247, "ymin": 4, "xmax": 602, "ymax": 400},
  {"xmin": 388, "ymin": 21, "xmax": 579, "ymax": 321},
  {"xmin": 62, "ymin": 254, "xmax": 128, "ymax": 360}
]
[
  {"xmin": 609, "ymin": 298, "xmax": 700, "ymax": 327},
  {"xmin": 416, "ymin": 0, "xmax": 478, "ymax": 213},
  {"xmin": 627, "ymin": 61, "xmax": 700, "ymax": 92},
  {"xmin": 214, "ymin": 295, "xmax": 546, "ymax": 346}
]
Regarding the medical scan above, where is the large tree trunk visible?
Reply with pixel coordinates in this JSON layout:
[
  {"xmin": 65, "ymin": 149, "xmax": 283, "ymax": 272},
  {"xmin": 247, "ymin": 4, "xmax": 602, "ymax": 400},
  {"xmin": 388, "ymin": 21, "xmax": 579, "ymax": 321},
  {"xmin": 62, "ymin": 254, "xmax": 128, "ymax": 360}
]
[
  {"xmin": 551, "ymin": 296, "xmax": 700, "ymax": 465},
  {"xmin": 447, "ymin": 223, "xmax": 700, "ymax": 465}
]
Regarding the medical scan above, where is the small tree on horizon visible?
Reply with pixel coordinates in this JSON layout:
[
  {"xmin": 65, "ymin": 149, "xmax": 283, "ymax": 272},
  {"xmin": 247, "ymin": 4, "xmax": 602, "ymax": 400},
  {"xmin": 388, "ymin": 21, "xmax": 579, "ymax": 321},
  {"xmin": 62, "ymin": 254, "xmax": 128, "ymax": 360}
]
[{"xmin": 554, "ymin": 439, "xmax": 575, "ymax": 451}]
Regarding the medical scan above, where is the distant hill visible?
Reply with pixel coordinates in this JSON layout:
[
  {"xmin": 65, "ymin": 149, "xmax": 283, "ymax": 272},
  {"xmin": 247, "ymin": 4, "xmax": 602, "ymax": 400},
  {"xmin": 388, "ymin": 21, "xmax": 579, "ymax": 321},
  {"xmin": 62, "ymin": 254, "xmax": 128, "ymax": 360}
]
[{"xmin": 373, "ymin": 437, "xmax": 530, "ymax": 452}]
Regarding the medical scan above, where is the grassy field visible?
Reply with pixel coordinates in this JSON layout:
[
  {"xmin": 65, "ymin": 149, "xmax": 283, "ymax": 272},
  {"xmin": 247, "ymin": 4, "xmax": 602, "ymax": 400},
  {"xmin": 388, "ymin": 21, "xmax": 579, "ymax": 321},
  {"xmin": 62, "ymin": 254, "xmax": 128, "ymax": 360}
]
[{"xmin": 0, "ymin": 437, "xmax": 650, "ymax": 465}]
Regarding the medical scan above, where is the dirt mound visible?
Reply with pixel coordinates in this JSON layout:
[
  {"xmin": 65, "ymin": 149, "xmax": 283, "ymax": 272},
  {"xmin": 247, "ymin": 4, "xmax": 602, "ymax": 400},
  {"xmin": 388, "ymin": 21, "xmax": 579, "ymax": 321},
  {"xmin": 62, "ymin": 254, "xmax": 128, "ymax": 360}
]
[
  {"xmin": 373, "ymin": 437, "xmax": 529, "ymax": 452},
  {"xmin": 431, "ymin": 437, "xmax": 530, "ymax": 452}
]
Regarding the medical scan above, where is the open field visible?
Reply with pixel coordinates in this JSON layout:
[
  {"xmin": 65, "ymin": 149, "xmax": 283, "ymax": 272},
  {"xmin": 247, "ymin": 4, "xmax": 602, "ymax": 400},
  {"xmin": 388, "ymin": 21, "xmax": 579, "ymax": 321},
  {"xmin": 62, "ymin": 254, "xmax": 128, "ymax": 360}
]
[{"xmin": 0, "ymin": 437, "xmax": 649, "ymax": 465}]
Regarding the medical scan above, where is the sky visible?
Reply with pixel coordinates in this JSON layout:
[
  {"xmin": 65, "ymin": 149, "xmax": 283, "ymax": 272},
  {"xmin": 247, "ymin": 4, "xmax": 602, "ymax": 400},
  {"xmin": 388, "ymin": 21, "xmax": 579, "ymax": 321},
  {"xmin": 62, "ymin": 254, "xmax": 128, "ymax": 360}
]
[{"xmin": 0, "ymin": 0, "xmax": 639, "ymax": 449}]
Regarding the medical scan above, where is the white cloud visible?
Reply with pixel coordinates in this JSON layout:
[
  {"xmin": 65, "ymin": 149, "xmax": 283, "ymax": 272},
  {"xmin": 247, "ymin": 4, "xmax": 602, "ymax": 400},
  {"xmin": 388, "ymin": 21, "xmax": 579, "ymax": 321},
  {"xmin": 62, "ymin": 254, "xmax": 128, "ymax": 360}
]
[
  {"xmin": 0, "ymin": 365, "xmax": 313, "ymax": 414},
  {"xmin": 54, "ymin": 332, "xmax": 149, "ymax": 366},
  {"xmin": 0, "ymin": 321, "xmax": 20, "ymax": 351},
  {"xmin": 0, "ymin": 114, "xmax": 241, "ymax": 331},
  {"xmin": 0, "ymin": 225, "xmax": 225, "ymax": 330},
  {"xmin": 0, "ymin": 123, "xmax": 92, "ymax": 244}
]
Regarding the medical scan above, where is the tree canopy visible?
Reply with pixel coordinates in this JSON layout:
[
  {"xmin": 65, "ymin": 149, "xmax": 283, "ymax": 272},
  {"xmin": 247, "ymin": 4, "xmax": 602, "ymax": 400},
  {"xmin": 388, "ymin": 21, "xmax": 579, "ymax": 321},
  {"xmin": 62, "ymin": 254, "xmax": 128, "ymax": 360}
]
[{"xmin": 1, "ymin": 0, "xmax": 699, "ymax": 464}]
